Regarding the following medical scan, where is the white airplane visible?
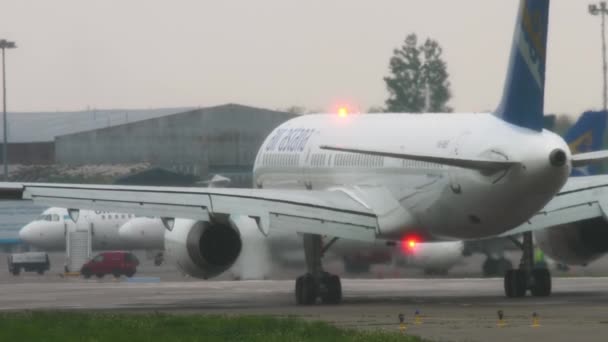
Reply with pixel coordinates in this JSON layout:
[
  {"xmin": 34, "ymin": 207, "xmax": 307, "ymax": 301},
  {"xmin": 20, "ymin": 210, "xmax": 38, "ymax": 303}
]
[
  {"xmin": 28, "ymin": 111, "xmax": 602, "ymax": 278},
  {"xmin": 20, "ymin": 208, "xmax": 164, "ymax": 262},
  {"xmin": 4, "ymin": 0, "xmax": 608, "ymax": 305}
]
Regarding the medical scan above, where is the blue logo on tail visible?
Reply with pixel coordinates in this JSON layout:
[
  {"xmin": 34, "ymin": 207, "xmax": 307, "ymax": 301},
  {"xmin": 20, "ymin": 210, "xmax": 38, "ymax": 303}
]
[
  {"xmin": 495, "ymin": 0, "xmax": 550, "ymax": 131},
  {"xmin": 564, "ymin": 111, "xmax": 607, "ymax": 176}
]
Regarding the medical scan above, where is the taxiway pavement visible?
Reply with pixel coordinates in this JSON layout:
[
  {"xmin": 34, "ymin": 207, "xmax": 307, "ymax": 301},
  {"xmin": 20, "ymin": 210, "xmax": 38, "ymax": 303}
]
[{"xmin": 0, "ymin": 277, "xmax": 607, "ymax": 342}]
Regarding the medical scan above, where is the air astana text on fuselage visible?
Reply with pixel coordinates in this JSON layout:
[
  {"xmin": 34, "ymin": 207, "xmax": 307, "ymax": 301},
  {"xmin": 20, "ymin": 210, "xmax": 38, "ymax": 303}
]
[
  {"xmin": 253, "ymin": 113, "xmax": 570, "ymax": 240},
  {"xmin": 264, "ymin": 128, "xmax": 315, "ymax": 153}
]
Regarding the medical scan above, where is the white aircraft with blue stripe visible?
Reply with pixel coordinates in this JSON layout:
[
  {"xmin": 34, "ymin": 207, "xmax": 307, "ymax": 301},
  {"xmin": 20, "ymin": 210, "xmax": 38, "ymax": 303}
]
[{"xmin": 2, "ymin": 0, "xmax": 608, "ymax": 303}]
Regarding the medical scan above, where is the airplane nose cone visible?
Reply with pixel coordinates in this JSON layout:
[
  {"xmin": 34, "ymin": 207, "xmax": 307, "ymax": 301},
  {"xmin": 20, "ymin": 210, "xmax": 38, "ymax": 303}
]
[
  {"xmin": 19, "ymin": 222, "xmax": 64, "ymax": 249},
  {"xmin": 19, "ymin": 223, "xmax": 38, "ymax": 244}
]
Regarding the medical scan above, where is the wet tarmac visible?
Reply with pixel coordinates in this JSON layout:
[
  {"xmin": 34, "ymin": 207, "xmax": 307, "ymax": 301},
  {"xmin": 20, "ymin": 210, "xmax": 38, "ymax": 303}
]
[{"xmin": 0, "ymin": 276, "xmax": 607, "ymax": 342}]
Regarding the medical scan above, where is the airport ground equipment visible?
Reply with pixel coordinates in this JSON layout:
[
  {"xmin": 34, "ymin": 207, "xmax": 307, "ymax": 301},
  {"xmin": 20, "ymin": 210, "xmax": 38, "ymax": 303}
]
[
  {"xmin": 80, "ymin": 251, "xmax": 138, "ymax": 278},
  {"xmin": 8, "ymin": 251, "xmax": 49, "ymax": 275},
  {"xmin": 65, "ymin": 220, "xmax": 92, "ymax": 273}
]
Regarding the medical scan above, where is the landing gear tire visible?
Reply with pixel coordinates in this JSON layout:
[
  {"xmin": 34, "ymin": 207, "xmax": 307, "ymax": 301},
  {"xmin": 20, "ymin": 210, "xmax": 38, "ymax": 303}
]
[
  {"xmin": 154, "ymin": 253, "xmax": 163, "ymax": 266},
  {"xmin": 504, "ymin": 232, "xmax": 552, "ymax": 298},
  {"xmin": 81, "ymin": 269, "xmax": 91, "ymax": 279},
  {"xmin": 320, "ymin": 274, "xmax": 342, "ymax": 305},
  {"xmin": 530, "ymin": 268, "xmax": 551, "ymax": 297},
  {"xmin": 295, "ymin": 276, "xmax": 303, "ymax": 304},
  {"xmin": 295, "ymin": 234, "xmax": 343, "ymax": 305},
  {"xmin": 504, "ymin": 269, "xmax": 526, "ymax": 298},
  {"xmin": 295, "ymin": 274, "xmax": 317, "ymax": 305}
]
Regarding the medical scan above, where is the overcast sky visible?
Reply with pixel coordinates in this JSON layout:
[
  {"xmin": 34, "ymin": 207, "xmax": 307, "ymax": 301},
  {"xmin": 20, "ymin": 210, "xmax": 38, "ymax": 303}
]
[{"xmin": 0, "ymin": 1, "xmax": 604, "ymax": 116}]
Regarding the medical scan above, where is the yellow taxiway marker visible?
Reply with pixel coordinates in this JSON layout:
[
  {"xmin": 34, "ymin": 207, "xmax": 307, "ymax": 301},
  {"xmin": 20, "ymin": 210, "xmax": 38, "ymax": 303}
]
[{"xmin": 531, "ymin": 312, "xmax": 540, "ymax": 328}]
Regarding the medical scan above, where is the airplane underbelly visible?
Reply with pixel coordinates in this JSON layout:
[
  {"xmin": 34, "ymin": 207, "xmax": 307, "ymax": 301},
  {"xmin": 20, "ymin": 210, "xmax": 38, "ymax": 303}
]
[{"xmin": 425, "ymin": 175, "xmax": 555, "ymax": 239}]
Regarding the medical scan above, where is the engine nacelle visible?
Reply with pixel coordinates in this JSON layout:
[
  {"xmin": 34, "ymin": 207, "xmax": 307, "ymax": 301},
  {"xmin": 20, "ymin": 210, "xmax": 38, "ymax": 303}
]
[
  {"xmin": 165, "ymin": 217, "xmax": 242, "ymax": 279},
  {"xmin": 534, "ymin": 217, "xmax": 608, "ymax": 266}
]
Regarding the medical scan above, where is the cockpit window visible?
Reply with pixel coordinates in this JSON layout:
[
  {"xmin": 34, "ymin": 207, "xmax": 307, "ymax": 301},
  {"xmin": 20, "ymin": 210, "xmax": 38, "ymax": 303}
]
[
  {"xmin": 37, "ymin": 213, "xmax": 61, "ymax": 221},
  {"xmin": 38, "ymin": 214, "xmax": 52, "ymax": 221}
]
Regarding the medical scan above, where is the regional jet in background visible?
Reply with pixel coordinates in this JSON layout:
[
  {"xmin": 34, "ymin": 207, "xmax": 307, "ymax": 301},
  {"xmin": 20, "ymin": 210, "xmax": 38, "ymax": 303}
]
[
  {"xmin": 19, "ymin": 208, "xmax": 164, "ymax": 263},
  {"xmin": 4, "ymin": 0, "xmax": 608, "ymax": 304}
]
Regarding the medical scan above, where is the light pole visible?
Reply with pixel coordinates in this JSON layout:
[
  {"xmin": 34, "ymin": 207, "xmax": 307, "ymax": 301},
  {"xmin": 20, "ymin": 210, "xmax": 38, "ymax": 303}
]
[
  {"xmin": 589, "ymin": 2, "xmax": 608, "ymax": 112},
  {"xmin": 0, "ymin": 39, "xmax": 16, "ymax": 181}
]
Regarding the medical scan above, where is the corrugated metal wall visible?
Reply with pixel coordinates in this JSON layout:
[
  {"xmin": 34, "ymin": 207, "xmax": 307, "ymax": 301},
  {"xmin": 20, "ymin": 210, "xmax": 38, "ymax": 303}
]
[{"xmin": 55, "ymin": 104, "xmax": 296, "ymax": 183}]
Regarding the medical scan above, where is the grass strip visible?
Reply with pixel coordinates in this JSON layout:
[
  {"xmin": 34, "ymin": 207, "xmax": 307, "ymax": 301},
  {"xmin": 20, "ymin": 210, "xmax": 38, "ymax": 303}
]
[{"xmin": 0, "ymin": 311, "xmax": 426, "ymax": 342}]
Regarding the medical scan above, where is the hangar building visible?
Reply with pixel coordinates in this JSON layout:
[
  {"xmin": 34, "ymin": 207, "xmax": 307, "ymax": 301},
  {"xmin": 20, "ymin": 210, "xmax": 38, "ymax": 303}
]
[
  {"xmin": 1, "ymin": 107, "xmax": 192, "ymax": 164},
  {"xmin": 54, "ymin": 104, "xmax": 296, "ymax": 186}
]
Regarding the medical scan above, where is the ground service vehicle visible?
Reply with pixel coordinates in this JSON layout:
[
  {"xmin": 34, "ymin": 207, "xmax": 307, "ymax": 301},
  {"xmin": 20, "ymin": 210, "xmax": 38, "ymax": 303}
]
[
  {"xmin": 8, "ymin": 252, "xmax": 50, "ymax": 275},
  {"xmin": 80, "ymin": 251, "xmax": 139, "ymax": 278}
]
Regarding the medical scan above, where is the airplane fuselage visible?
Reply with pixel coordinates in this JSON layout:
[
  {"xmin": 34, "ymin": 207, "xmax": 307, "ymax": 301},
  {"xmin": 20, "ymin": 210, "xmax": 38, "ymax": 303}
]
[
  {"xmin": 253, "ymin": 113, "xmax": 571, "ymax": 240},
  {"xmin": 19, "ymin": 208, "xmax": 163, "ymax": 251}
]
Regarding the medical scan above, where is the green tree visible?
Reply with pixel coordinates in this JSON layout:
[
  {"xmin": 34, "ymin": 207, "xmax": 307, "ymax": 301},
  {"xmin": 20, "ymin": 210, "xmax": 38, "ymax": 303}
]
[{"xmin": 384, "ymin": 33, "xmax": 452, "ymax": 113}]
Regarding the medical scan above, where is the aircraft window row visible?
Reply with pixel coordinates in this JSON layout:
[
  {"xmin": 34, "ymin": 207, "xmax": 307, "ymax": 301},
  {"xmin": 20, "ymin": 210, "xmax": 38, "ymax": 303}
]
[
  {"xmin": 334, "ymin": 153, "xmax": 384, "ymax": 168},
  {"xmin": 262, "ymin": 153, "xmax": 299, "ymax": 167},
  {"xmin": 402, "ymin": 159, "xmax": 443, "ymax": 169},
  {"xmin": 100, "ymin": 214, "xmax": 135, "ymax": 220},
  {"xmin": 310, "ymin": 153, "xmax": 327, "ymax": 167},
  {"xmin": 38, "ymin": 214, "xmax": 60, "ymax": 222}
]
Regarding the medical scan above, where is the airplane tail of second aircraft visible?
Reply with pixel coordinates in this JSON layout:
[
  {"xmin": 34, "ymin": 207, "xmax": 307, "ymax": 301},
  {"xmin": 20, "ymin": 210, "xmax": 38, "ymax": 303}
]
[
  {"xmin": 494, "ymin": 0, "xmax": 550, "ymax": 132},
  {"xmin": 565, "ymin": 111, "xmax": 608, "ymax": 176}
]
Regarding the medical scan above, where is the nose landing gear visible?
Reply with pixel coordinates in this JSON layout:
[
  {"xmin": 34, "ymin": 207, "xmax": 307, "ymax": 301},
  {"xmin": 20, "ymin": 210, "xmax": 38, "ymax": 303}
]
[{"xmin": 504, "ymin": 232, "xmax": 551, "ymax": 298}]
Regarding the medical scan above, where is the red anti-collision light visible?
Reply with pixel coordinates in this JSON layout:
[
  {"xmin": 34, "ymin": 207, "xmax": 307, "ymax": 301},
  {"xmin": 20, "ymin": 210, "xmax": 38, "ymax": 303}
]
[{"xmin": 400, "ymin": 235, "xmax": 420, "ymax": 254}]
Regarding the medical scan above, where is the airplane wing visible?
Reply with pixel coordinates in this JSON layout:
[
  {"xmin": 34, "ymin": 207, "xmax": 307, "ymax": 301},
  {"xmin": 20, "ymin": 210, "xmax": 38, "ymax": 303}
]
[
  {"xmin": 571, "ymin": 150, "xmax": 608, "ymax": 167},
  {"xmin": 0, "ymin": 182, "xmax": 379, "ymax": 242},
  {"xmin": 499, "ymin": 175, "xmax": 608, "ymax": 237}
]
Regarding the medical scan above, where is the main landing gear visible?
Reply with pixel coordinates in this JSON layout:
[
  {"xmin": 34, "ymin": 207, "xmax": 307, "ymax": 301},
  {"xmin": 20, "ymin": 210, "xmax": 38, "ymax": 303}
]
[
  {"xmin": 504, "ymin": 232, "xmax": 551, "ymax": 298},
  {"xmin": 295, "ymin": 234, "xmax": 342, "ymax": 305}
]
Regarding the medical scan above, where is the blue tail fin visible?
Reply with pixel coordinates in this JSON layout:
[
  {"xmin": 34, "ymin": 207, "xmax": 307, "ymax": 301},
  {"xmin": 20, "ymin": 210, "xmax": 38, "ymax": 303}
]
[
  {"xmin": 495, "ymin": 0, "xmax": 550, "ymax": 131},
  {"xmin": 565, "ymin": 111, "xmax": 607, "ymax": 176}
]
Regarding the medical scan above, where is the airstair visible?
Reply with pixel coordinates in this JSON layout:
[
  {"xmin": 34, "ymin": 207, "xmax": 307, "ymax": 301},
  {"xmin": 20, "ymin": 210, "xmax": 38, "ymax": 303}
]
[{"xmin": 65, "ymin": 220, "xmax": 92, "ymax": 273}]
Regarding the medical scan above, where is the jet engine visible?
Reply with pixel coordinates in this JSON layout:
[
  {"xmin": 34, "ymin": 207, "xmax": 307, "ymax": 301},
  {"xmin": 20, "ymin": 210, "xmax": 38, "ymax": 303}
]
[
  {"xmin": 534, "ymin": 217, "xmax": 608, "ymax": 266},
  {"xmin": 164, "ymin": 217, "xmax": 244, "ymax": 279}
]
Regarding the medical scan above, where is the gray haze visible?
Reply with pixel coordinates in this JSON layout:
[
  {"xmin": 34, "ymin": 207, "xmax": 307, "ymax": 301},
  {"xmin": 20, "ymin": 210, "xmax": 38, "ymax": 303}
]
[{"xmin": 0, "ymin": 1, "xmax": 603, "ymax": 115}]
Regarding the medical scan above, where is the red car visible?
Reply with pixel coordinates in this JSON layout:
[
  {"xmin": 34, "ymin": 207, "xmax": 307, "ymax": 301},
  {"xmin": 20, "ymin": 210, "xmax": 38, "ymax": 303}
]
[{"xmin": 81, "ymin": 251, "xmax": 139, "ymax": 279}]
